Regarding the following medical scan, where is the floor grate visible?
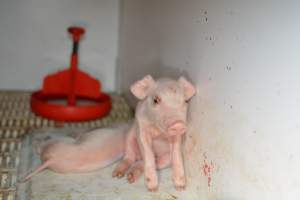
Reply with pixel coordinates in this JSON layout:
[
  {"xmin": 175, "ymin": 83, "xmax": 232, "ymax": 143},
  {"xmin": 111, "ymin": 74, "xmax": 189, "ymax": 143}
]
[{"xmin": 0, "ymin": 91, "xmax": 133, "ymax": 200}]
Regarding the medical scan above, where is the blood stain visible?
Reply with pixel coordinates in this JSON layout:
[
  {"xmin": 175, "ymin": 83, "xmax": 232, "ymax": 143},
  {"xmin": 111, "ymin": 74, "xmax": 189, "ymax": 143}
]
[{"xmin": 201, "ymin": 153, "xmax": 214, "ymax": 187}]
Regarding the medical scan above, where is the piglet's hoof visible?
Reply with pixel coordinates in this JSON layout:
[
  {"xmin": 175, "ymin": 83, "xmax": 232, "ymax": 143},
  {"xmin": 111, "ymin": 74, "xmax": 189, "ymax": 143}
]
[
  {"xmin": 173, "ymin": 175, "xmax": 186, "ymax": 191},
  {"xmin": 146, "ymin": 178, "xmax": 158, "ymax": 192},
  {"xmin": 127, "ymin": 168, "xmax": 143, "ymax": 184},
  {"xmin": 175, "ymin": 185, "xmax": 186, "ymax": 191},
  {"xmin": 127, "ymin": 173, "xmax": 135, "ymax": 184},
  {"xmin": 112, "ymin": 171, "xmax": 125, "ymax": 178},
  {"xmin": 148, "ymin": 187, "xmax": 158, "ymax": 192}
]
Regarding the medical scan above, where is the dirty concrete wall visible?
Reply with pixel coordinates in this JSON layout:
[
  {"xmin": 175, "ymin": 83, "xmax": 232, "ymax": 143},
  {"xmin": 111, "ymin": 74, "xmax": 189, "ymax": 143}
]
[
  {"xmin": 0, "ymin": 0, "xmax": 119, "ymax": 91},
  {"xmin": 119, "ymin": 0, "xmax": 300, "ymax": 199}
]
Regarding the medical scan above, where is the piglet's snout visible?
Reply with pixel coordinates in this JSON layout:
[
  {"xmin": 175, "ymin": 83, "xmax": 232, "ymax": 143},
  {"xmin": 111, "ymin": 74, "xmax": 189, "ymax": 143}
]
[{"xmin": 167, "ymin": 121, "xmax": 186, "ymax": 136}]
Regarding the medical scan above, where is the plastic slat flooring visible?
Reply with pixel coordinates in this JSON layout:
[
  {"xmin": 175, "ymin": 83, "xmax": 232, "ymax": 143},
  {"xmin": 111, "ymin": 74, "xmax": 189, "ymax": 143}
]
[{"xmin": 0, "ymin": 91, "xmax": 133, "ymax": 200}]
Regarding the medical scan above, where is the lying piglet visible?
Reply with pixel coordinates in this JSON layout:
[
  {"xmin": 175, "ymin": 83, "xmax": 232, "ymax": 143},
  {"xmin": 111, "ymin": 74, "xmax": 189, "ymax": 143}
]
[
  {"xmin": 19, "ymin": 126, "xmax": 128, "ymax": 182},
  {"xmin": 20, "ymin": 75, "xmax": 196, "ymax": 192}
]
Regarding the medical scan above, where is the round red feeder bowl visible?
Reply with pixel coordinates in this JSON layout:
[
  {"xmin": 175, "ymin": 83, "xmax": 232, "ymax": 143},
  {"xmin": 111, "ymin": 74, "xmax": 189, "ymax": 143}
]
[{"xmin": 31, "ymin": 91, "xmax": 112, "ymax": 122}]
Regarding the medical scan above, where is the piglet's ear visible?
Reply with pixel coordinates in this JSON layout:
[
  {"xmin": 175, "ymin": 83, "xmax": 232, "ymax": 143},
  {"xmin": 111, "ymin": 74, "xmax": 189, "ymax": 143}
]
[
  {"xmin": 130, "ymin": 75, "xmax": 155, "ymax": 100},
  {"xmin": 178, "ymin": 76, "xmax": 196, "ymax": 100}
]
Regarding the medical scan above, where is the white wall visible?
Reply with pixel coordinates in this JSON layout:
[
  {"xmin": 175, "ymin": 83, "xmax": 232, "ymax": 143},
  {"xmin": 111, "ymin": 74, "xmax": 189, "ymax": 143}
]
[
  {"xmin": 0, "ymin": 0, "xmax": 119, "ymax": 91},
  {"xmin": 119, "ymin": 0, "xmax": 300, "ymax": 199},
  {"xmin": 116, "ymin": 0, "xmax": 161, "ymax": 100}
]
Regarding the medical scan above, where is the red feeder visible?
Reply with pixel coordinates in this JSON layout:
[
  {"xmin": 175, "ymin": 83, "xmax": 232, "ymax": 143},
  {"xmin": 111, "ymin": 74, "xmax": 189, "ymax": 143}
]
[{"xmin": 31, "ymin": 27, "xmax": 112, "ymax": 121}]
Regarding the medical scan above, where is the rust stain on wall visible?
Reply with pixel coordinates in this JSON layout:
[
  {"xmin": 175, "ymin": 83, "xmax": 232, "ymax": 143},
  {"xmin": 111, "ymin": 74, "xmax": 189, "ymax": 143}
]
[{"xmin": 201, "ymin": 152, "xmax": 214, "ymax": 187}]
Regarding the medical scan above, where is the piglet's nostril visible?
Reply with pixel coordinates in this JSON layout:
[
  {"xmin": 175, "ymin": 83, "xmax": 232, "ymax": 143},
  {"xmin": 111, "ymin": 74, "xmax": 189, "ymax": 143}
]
[{"xmin": 167, "ymin": 121, "xmax": 186, "ymax": 135}]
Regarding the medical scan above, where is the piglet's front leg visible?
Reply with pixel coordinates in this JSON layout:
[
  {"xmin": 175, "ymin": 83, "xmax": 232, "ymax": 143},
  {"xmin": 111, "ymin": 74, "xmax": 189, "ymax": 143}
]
[
  {"xmin": 139, "ymin": 125, "xmax": 158, "ymax": 192},
  {"xmin": 170, "ymin": 135, "xmax": 186, "ymax": 191}
]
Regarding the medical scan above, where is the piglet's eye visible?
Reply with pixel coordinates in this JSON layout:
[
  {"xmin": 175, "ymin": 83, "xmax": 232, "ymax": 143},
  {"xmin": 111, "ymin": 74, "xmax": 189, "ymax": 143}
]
[{"xmin": 153, "ymin": 96, "xmax": 161, "ymax": 105}]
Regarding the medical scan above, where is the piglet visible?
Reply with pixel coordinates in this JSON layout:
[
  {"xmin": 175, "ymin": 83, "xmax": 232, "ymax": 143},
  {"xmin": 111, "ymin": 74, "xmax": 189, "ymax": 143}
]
[
  {"xmin": 20, "ymin": 75, "xmax": 196, "ymax": 192},
  {"xmin": 112, "ymin": 75, "xmax": 196, "ymax": 191},
  {"xmin": 19, "ymin": 126, "xmax": 128, "ymax": 182}
]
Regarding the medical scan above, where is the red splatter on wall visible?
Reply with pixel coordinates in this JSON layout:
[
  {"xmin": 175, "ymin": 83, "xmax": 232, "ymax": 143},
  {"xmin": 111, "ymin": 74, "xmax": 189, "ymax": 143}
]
[{"xmin": 201, "ymin": 152, "xmax": 214, "ymax": 187}]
